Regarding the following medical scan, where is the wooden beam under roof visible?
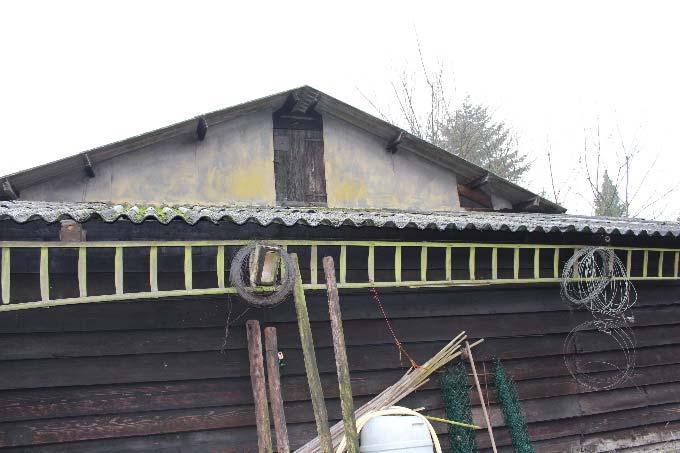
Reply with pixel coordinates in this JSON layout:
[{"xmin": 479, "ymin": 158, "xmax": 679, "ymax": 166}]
[
  {"xmin": 466, "ymin": 172, "xmax": 489, "ymax": 189},
  {"xmin": 1, "ymin": 179, "xmax": 18, "ymax": 200},
  {"xmin": 290, "ymin": 87, "xmax": 320, "ymax": 114},
  {"xmin": 195, "ymin": 116, "xmax": 208, "ymax": 141},
  {"xmin": 513, "ymin": 196, "xmax": 542, "ymax": 212},
  {"xmin": 386, "ymin": 131, "xmax": 403, "ymax": 153},
  {"xmin": 82, "ymin": 153, "xmax": 95, "ymax": 178},
  {"xmin": 457, "ymin": 183, "xmax": 492, "ymax": 208}
]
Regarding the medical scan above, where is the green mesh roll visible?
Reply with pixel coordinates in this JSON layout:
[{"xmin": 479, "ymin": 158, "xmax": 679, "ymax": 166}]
[
  {"xmin": 493, "ymin": 358, "xmax": 534, "ymax": 453},
  {"xmin": 440, "ymin": 361, "xmax": 478, "ymax": 453}
]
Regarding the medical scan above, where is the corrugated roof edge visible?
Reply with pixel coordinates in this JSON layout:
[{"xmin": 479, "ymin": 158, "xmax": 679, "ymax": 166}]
[
  {"xmin": 0, "ymin": 85, "xmax": 564, "ymax": 214},
  {"xmin": 1, "ymin": 201, "xmax": 678, "ymax": 237}
]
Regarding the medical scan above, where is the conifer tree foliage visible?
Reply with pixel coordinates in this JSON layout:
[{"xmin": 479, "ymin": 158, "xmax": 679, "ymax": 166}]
[
  {"xmin": 594, "ymin": 170, "xmax": 627, "ymax": 217},
  {"xmin": 493, "ymin": 359, "xmax": 534, "ymax": 453},
  {"xmin": 438, "ymin": 99, "xmax": 530, "ymax": 183},
  {"xmin": 440, "ymin": 361, "xmax": 478, "ymax": 453}
]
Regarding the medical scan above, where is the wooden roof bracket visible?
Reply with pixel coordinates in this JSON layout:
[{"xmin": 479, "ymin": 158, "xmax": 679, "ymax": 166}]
[
  {"xmin": 457, "ymin": 183, "xmax": 492, "ymax": 208},
  {"xmin": 83, "ymin": 153, "xmax": 95, "ymax": 178},
  {"xmin": 513, "ymin": 196, "xmax": 541, "ymax": 212},
  {"xmin": 290, "ymin": 87, "xmax": 320, "ymax": 114},
  {"xmin": 386, "ymin": 131, "xmax": 403, "ymax": 153},
  {"xmin": 1, "ymin": 178, "xmax": 18, "ymax": 200},
  {"xmin": 196, "ymin": 116, "xmax": 208, "ymax": 141},
  {"xmin": 466, "ymin": 172, "xmax": 489, "ymax": 189}
]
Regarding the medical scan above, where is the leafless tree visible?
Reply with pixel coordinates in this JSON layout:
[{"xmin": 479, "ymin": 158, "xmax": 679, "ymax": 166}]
[
  {"xmin": 573, "ymin": 122, "xmax": 678, "ymax": 218},
  {"xmin": 360, "ymin": 38, "xmax": 530, "ymax": 183}
]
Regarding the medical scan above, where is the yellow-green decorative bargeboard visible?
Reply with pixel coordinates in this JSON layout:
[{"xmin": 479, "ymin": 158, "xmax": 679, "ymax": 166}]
[{"xmin": 0, "ymin": 240, "xmax": 678, "ymax": 311}]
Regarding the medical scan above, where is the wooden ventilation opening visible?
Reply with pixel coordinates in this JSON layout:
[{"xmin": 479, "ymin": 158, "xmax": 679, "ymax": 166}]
[{"xmin": 273, "ymin": 93, "xmax": 327, "ymax": 206}]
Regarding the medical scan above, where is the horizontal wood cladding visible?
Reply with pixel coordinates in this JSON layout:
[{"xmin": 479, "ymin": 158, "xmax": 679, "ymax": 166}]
[{"xmin": 0, "ymin": 283, "xmax": 678, "ymax": 451}]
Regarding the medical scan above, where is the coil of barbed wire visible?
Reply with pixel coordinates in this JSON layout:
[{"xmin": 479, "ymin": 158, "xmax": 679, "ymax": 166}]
[
  {"xmin": 563, "ymin": 319, "xmax": 636, "ymax": 391},
  {"xmin": 229, "ymin": 243, "xmax": 295, "ymax": 308},
  {"xmin": 560, "ymin": 246, "xmax": 637, "ymax": 319}
]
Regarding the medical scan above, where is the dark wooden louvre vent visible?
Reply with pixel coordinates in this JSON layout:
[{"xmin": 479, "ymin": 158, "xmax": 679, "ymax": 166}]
[{"xmin": 273, "ymin": 88, "xmax": 327, "ymax": 206}]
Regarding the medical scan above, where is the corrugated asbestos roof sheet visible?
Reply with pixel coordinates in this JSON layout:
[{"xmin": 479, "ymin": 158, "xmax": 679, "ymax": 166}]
[{"xmin": 1, "ymin": 201, "xmax": 679, "ymax": 237}]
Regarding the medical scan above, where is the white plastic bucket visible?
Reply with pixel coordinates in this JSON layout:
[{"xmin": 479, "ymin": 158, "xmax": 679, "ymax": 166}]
[{"xmin": 359, "ymin": 415, "xmax": 434, "ymax": 452}]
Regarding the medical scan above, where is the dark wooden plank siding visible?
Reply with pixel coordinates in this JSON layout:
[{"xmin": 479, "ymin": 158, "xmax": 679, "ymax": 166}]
[{"xmin": 0, "ymin": 280, "xmax": 678, "ymax": 451}]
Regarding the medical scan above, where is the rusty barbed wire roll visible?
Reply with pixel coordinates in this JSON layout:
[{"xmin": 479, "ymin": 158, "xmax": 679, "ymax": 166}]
[
  {"xmin": 562, "ymin": 319, "xmax": 636, "ymax": 391},
  {"xmin": 229, "ymin": 243, "xmax": 295, "ymax": 308}
]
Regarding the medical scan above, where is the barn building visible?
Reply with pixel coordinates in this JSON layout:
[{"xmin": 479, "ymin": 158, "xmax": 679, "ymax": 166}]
[{"xmin": 0, "ymin": 86, "xmax": 679, "ymax": 452}]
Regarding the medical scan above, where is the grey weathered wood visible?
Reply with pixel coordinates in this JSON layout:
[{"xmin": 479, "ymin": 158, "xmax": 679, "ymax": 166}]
[
  {"xmin": 246, "ymin": 320, "xmax": 273, "ymax": 453},
  {"xmin": 264, "ymin": 327, "xmax": 290, "ymax": 453},
  {"xmin": 323, "ymin": 256, "xmax": 359, "ymax": 453},
  {"xmin": 291, "ymin": 253, "xmax": 333, "ymax": 452},
  {"xmin": 274, "ymin": 129, "xmax": 327, "ymax": 205}
]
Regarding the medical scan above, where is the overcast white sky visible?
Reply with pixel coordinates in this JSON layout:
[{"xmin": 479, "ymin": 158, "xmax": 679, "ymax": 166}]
[{"xmin": 1, "ymin": 1, "xmax": 678, "ymax": 219}]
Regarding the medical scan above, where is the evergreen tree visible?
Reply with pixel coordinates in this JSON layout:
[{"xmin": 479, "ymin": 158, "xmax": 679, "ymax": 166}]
[
  {"xmin": 594, "ymin": 170, "xmax": 627, "ymax": 217},
  {"xmin": 493, "ymin": 359, "xmax": 534, "ymax": 453},
  {"xmin": 438, "ymin": 99, "xmax": 530, "ymax": 183},
  {"xmin": 440, "ymin": 362, "xmax": 478, "ymax": 453}
]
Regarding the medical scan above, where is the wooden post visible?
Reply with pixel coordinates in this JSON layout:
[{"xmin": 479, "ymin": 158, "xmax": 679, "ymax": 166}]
[
  {"xmin": 323, "ymin": 256, "xmax": 359, "ymax": 453},
  {"xmin": 291, "ymin": 253, "xmax": 333, "ymax": 452},
  {"xmin": 264, "ymin": 327, "xmax": 290, "ymax": 453},
  {"xmin": 465, "ymin": 341, "xmax": 497, "ymax": 453},
  {"xmin": 246, "ymin": 320, "xmax": 273, "ymax": 453}
]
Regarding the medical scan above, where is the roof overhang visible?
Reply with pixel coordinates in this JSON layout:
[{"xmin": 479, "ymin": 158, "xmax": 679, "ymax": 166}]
[{"xmin": 0, "ymin": 86, "xmax": 565, "ymax": 213}]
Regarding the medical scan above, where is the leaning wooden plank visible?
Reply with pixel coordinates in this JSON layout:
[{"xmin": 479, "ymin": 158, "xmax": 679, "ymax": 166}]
[
  {"xmin": 246, "ymin": 320, "xmax": 273, "ymax": 453},
  {"xmin": 323, "ymin": 256, "xmax": 359, "ymax": 453},
  {"xmin": 264, "ymin": 327, "xmax": 290, "ymax": 453},
  {"xmin": 465, "ymin": 340, "xmax": 497, "ymax": 453},
  {"xmin": 291, "ymin": 253, "xmax": 333, "ymax": 453},
  {"xmin": 296, "ymin": 333, "xmax": 479, "ymax": 453}
]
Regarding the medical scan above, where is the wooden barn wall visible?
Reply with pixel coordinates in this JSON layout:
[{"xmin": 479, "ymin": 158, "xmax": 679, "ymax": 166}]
[{"xmin": 0, "ymin": 240, "xmax": 679, "ymax": 452}]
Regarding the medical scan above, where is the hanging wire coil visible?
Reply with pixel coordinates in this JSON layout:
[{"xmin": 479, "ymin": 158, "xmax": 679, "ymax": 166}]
[
  {"xmin": 560, "ymin": 246, "xmax": 637, "ymax": 390},
  {"xmin": 229, "ymin": 243, "xmax": 295, "ymax": 308}
]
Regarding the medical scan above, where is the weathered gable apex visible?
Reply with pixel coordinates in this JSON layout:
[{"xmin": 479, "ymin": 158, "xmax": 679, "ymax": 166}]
[{"xmin": 0, "ymin": 86, "xmax": 565, "ymax": 214}]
